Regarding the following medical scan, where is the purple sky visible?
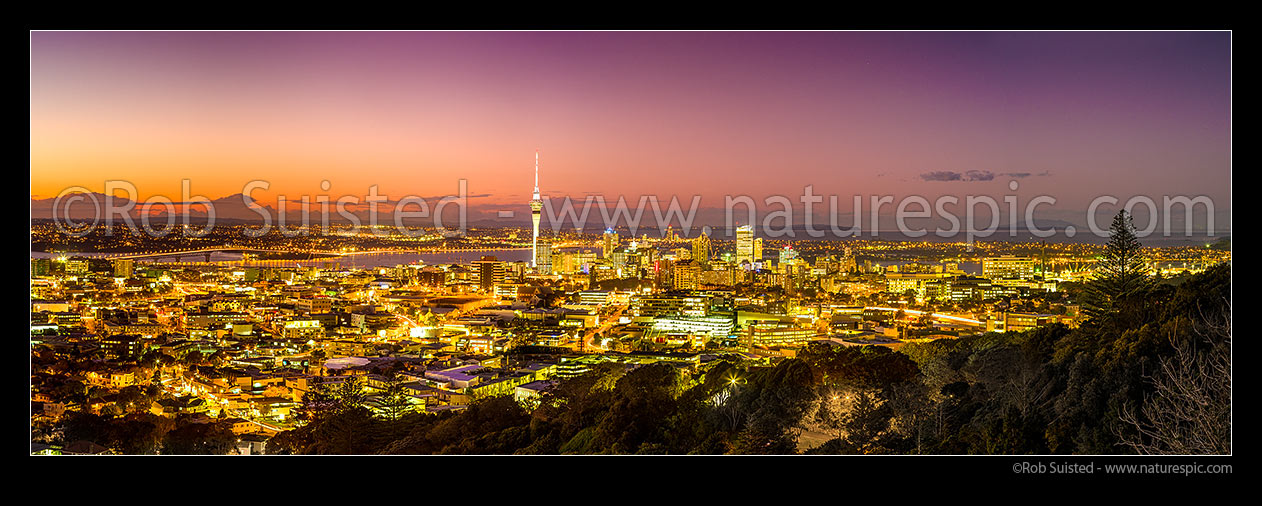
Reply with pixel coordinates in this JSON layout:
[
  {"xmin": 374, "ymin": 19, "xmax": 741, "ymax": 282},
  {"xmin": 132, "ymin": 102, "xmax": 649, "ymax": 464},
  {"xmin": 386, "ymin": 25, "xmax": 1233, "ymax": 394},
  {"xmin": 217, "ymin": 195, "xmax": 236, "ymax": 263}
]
[{"xmin": 31, "ymin": 31, "xmax": 1230, "ymax": 229}]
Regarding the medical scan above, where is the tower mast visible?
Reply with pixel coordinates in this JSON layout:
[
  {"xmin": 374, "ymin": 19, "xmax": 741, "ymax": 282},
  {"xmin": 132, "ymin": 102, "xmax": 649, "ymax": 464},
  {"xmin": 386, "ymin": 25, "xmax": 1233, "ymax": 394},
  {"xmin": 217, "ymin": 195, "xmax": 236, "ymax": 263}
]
[{"xmin": 530, "ymin": 150, "xmax": 543, "ymax": 268}]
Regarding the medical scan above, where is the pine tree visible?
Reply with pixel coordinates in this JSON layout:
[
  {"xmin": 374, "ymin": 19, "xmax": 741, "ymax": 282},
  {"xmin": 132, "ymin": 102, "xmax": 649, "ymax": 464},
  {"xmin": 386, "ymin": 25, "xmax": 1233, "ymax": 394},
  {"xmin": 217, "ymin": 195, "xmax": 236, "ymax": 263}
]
[
  {"xmin": 377, "ymin": 372, "xmax": 413, "ymax": 421},
  {"xmin": 1083, "ymin": 210, "xmax": 1152, "ymax": 320},
  {"xmin": 297, "ymin": 382, "xmax": 337, "ymax": 422},
  {"xmin": 334, "ymin": 375, "xmax": 367, "ymax": 414}
]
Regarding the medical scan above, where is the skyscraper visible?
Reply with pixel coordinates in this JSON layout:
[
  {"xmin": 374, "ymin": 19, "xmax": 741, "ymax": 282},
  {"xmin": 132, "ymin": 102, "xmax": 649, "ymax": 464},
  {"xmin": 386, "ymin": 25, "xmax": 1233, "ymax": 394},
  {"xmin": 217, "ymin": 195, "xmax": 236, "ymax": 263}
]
[
  {"xmin": 473, "ymin": 256, "xmax": 506, "ymax": 292},
  {"xmin": 530, "ymin": 150, "xmax": 543, "ymax": 268},
  {"xmin": 603, "ymin": 228, "xmax": 618, "ymax": 258},
  {"xmin": 672, "ymin": 259, "xmax": 701, "ymax": 290},
  {"xmin": 779, "ymin": 245, "xmax": 798, "ymax": 263},
  {"xmin": 735, "ymin": 225, "xmax": 754, "ymax": 267},
  {"xmin": 692, "ymin": 232, "xmax": 711, "ymax": 267},
  {"xmin": 537, "ymin": 241, "xmax": 553, "ymax": 275}
]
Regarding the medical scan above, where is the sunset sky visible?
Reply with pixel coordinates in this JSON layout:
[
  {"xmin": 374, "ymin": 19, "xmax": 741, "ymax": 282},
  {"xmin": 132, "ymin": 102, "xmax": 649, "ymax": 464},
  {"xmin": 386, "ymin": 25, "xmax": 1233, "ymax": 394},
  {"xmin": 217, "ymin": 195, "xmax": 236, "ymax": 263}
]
[{"xmin": 31, "ymin": 31, "xmax": 1230, "ymax": 225}]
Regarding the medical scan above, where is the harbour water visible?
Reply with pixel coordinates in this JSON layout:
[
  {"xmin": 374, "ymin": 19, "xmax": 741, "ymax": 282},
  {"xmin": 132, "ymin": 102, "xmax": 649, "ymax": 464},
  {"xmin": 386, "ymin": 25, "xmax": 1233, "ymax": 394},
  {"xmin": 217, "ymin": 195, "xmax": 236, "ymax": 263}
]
[{"xmin": 31, "ymin": 248, "xmax": 600, "ymax": 269}]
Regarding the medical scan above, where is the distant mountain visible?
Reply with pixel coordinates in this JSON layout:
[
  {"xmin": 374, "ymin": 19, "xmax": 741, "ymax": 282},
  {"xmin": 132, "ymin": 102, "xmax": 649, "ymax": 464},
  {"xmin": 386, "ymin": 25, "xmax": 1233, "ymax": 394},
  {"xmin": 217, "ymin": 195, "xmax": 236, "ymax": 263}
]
[
  {"xmin": 1010, "ymin": 219, "xmax": 1080, "ymax": 231},
  {"xmin": 31, "ymin": 192, "xmax": 137, "ymax": 220}
]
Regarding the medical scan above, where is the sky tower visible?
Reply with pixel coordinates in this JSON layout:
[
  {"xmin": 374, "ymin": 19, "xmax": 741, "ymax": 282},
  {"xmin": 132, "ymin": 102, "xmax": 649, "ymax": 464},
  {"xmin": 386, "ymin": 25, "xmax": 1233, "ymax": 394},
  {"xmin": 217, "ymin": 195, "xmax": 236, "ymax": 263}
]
[{"xmin": 530, "ymin": 150, "xmax": 543, "ymax": 268}]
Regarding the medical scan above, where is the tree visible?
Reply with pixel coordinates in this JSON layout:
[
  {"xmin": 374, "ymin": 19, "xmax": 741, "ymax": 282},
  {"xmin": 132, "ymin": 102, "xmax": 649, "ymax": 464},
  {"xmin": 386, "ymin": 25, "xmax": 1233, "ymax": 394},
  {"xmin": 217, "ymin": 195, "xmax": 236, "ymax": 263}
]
[
  {"xmin": 162, "ymin": 420, "xmax": 237, "ymax": 455},
  {"xmin": 311, "ymin": 408, "xmax": 377, "ymax": 454},
  {"xmin": 731, "ymin": 359, "xmax": 815, "ymax": 454},
  {"xmin": 836, "ymin": 389, "xmax": 893, "ymax": 453},
  {"xmin": 181, "ymin": 350, "xmax": 205, "ymax": 366},
  {"xmin": 1119, "ymin": 311, "xmax": 1231, "ymax": 455},
  {"xmin": 812, "ymin": 388, "xmax": 851, "ymax": 443},
  {"xmin": 592, "ymin": 363, "xmax": 684, "ymax": 451},
  {"xmin": 1083, "ymin": 210, "xmax": 1152, "ymax": 320},
  {"xmin": 377, "ymin": 373, "xmax": 414, "ymax": 421},
  {"xmin": 297, "ymin": 383, "xmax": 337, "ymax": 422},
  {"xmin": 333, "ymin": 376, "xmax": 367, "ymax": 414}
]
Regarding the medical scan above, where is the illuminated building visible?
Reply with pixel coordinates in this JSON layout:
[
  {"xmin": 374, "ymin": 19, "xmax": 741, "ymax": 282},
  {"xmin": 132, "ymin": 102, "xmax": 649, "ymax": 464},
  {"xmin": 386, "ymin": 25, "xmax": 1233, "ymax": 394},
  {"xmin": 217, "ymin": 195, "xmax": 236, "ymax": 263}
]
[
  {"xmin": 610, "ymin": 250, "xmax": 629, "ymax": 276},
  {"xmin": 885, "ymin": 273, "xmax": 945, "ymax": 299},
  {"xmin": 297, "ymin": 297, "xmax": 332, "ymax": 314},
  {"xmin": 647, "ymin": 316, "xmax": 735, "ymax": 338},
  {"xmin": 700, "ymin": 263, "xmax": 738, "ymax": 286},
  {"xmin": 633, "ymin": 294, "xmax": 711, "ymax": 318},
  {"xmin": 949, "ymin": 276, "xmax": 1018, "ymax": 301},
  {"xmin": 418, "ymin": 267, "xmax": 446, "ymax": 286},
  {"xmin": 736, "ymin": 225, "xmax": 754, "ymax": 267},
  {"xmin": 982, "ymin": 255, "xmax": 1037, "ymax": 280},
  {"xmin": 779, "ymin": 245, "xmax": 798, "ymax": 263},
  {"xmin": 603, "ymin": 228, "xmax": 618, "ymax": 258},
  {"xmin": 537, "ymin": 242, "xmax": 553, "ymax": 275},
  {"xmin": 841, "ymin": 246, "xmax": 857, "ymax": 273},
  {"xmin": 113, "ymin": 259, "xmax": 134, "ymax": 277},
  {"xmin": 494, "ymin": 283, "xmax": 527, "ymax": 300},
  {"xmin": 745, "ymin": 322, "xmax": 819, "ymax": 346},
  {"xmin": 672, "ymin": 259, "xmax": 701, "ymax": 290},
  {"xmin": 65, "ymin": 256, "xmax": 89, "ymax": 275},
  {"xmin": 1003, "ymin": 312, "xmax": 1059, "ymax": 333},
  {"xmin": 553, "ymin": 251, "xmax": 596, "ymax": 275},
  {"xmin": 578, "ymin": 290, "xmax": 610, "ymax": 305},
  {"xmin": 473, "ymin": 256, "xmax": 506, "ymax": 291},
  {"xmin": 99, "ymin": 334, "xmax": 145, "ymax": 360},
  {"xmin": 283, "ymin": 319, "xmax": 324, "ymax": 340},
  {"xmin": 692, "ymin": 232, "xmax": 711, "ymax": 267}
]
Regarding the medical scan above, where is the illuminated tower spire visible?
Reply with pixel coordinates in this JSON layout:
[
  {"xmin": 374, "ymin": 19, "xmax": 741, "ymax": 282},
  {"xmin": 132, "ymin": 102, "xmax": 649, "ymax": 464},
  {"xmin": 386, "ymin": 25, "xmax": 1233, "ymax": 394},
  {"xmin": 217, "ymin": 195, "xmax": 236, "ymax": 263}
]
[
  {"xmin": 530, "ymin": 150, "xmax": 544, "ymax": 268},
  {"xmin": 533, "ymin": 150, "xmax": 540, "ymax": 201}
]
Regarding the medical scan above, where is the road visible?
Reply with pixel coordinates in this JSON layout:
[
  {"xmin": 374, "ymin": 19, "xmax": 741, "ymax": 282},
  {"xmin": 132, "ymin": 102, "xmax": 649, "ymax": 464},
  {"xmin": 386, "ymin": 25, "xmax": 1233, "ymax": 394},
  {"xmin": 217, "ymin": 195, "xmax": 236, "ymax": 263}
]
[{"xmin": 579, "ymin": 303, "xmax": 628, "ymax": 353}]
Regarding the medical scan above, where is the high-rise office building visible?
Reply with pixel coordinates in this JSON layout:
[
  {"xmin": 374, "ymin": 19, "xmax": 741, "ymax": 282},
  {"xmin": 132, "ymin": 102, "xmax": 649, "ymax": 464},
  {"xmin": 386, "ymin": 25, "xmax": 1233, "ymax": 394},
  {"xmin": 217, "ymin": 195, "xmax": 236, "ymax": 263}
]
[
  {"xmin": 554, "ymin": 251, "xmax": 597, "ymax": 275},
  {"xmin": 31, "ymin": 258, "xmax": 51, "ymax": 277},
  {"xmin": 753, "ymin": 238, "xmax": 764, "ymax": 265},
  {"xmin": 639, "ymin": 248, "xmax": 658, "ymax": 270},
  {"xmin": 537, "ymin": 242, "xmax": 553, "ymax": 275},
  {"xmin": 473, "ymin": 256, "xmax": 506, "ymax": 291},
  {"xmin": 736, "ymin": 225, "xmax": 754, "ymax": 267},
  {"xmin": 603, "ymin": 228, "xmax": 618, "ymax": 258},
  {"xmin": 779, "ymin": 245, "xmax": 798, "ymax": 263},
  {"xmin": 672, "ymin": 259, "xmax": 701, "ymax": 290},
  {"xmin": 692, "ymin": 232, "xmax": 711, "ymax": 267},
  {"xmin": 840, "ymin": 246, "xmax": 857, "ymax": 273},
  {"xmin": 113, "ymin": 259, "xmax": 134, "ymax": 277}
]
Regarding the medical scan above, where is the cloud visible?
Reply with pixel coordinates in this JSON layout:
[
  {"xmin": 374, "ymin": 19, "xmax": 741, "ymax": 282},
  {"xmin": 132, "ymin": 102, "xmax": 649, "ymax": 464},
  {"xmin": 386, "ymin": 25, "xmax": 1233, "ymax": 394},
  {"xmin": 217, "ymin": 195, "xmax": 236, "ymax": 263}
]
[
  {"xmin": 920, "ymin": 171, "xmax": 963, "ymax": 182},
  {"xmin": 920, "ymin": 170, "xmax": 1051, "ymax": 182},
  {"xmin": 919, "ymin": 170, "xmax": 993, "ymax": 182},
  {"xmin": 964, "ymin": 170, "xmax": 995, "ymax": 181}
]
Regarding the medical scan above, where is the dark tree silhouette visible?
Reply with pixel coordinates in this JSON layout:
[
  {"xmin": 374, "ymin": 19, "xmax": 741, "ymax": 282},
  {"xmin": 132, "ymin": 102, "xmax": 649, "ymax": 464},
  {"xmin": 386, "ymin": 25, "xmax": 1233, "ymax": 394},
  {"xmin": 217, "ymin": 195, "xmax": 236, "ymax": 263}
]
[{"xmin": 1083, "ymin": 210, "xmax": 1152, "ymax": 320}]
